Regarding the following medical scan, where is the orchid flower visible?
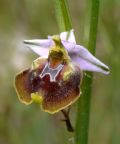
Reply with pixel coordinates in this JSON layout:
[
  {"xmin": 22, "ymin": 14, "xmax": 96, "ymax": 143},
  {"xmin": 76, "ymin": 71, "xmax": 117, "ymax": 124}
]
[{"xmin": 14, "ymin": 29, "xmax": 109, "ymax": 114}]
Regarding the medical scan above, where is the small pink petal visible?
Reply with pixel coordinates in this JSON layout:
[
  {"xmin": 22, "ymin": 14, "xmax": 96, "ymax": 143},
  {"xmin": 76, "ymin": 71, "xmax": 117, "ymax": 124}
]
[{"xmin": 60, "ymin": 29, "xmax": 76, "ymax": 44}]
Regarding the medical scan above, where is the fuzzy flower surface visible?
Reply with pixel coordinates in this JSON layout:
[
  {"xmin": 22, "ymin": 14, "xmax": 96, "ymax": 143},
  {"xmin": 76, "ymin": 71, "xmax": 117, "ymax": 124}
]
[{"xmin": 14, "ymin": 30, "xmax": 109, "ymax": 114}]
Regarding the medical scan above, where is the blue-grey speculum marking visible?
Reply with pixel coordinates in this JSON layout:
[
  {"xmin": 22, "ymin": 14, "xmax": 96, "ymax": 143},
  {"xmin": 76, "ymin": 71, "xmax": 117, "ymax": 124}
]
[{"xmin": 39, "ymin": 63, "xmax": 64, "ymax": 82}]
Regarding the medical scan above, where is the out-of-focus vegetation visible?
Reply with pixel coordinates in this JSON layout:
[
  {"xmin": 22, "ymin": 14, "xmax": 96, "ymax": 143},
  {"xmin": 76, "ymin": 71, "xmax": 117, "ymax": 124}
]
[{"xmin": 0, "ymin": 0, "xmax": 120, "ymax": 144}]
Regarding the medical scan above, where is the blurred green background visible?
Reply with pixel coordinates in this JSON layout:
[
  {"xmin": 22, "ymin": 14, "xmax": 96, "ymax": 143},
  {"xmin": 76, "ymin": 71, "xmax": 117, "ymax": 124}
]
[{"xmin": 0, "ymin": 0, "xmax": 120, "ymax": 144}]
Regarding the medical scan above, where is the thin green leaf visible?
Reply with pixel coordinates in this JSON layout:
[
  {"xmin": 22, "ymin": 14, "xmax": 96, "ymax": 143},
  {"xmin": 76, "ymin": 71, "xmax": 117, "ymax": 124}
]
[
  {"xmin": 75, "ymin": 0, "xmax": 99, "ymax": 144},
  {"xmin": 53, "ymin": 0, "xmax": 72, "ymax": 32}
]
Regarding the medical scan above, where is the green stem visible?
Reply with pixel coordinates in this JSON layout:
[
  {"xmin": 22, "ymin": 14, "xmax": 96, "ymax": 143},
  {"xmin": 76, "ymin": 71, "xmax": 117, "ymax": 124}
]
[
  {"xmin": 53, "ymin": 0, "xmax": 72, "ymax": 32},
  {"xmin": 75, "ymin": 0, "xmax": 99, "ymax": 144},
  {"xmin": 53, "ymin": 0, "xmax": 73, "ymax": 132}
]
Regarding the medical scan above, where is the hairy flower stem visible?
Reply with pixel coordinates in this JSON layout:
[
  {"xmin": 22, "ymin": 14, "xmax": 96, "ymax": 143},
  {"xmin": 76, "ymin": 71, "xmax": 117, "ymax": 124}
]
[
  {"xmin": 61, "ymin": 109, "xmax": 74, "ymax": 132},
  {"xmin": 75, "ymin": 0, "xmax": 99, "ymax": 144}
]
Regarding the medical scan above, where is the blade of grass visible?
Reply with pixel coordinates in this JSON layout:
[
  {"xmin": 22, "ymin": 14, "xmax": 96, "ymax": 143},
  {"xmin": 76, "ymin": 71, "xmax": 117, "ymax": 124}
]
[
  {"xmin": 75, "ymin": 0, "xmax": 99, "ymax": 144},
  {"xmin": 53, "ymin": 0, "xmax": 72, "ymax": 32}
]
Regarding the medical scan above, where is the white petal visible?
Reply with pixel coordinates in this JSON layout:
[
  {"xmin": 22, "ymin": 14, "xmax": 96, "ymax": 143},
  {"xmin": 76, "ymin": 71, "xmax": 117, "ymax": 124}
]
[
  {"xmin": 72, "ymin": 56, "xmax": 109, "ymax": 74},
  {"xmin": 74, "ymin": 45, "xmax": 109, "ymax": 74},
  {"xmin": 62, "ymin": 42, "xmax": 109, "ymax": 74},
  {"xmin": 60, "ymin": 29, "xmax": 76, "ymax": 44},
  {"xmin": 23, "ymin": 39, "xmax": 54, "ymax": 57}
]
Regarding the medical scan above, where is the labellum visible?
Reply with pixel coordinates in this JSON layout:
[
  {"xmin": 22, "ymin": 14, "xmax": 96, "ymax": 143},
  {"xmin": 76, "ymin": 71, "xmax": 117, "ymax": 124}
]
[{"xmin": 15, "ymin": 35, "xmax": 82, "ymax": 114}]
